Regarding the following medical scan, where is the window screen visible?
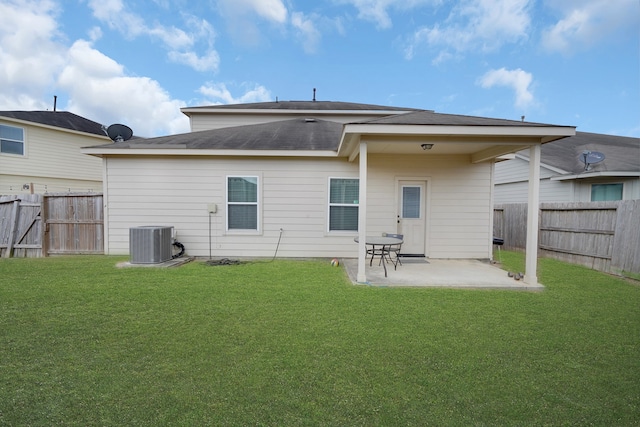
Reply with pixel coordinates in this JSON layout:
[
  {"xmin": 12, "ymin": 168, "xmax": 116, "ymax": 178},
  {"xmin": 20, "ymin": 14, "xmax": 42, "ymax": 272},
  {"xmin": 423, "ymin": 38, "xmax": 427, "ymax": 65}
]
[
  {"xmin": 0, "ymin": 124, "xmax": 24, "ymax": 155},
  {"xmin": 329, "ymin": 178, "xmax": 359, "ymax": 231},
  {"xmin": 227, "ymin": 176, "xmax": 258, "ymax": 230}
]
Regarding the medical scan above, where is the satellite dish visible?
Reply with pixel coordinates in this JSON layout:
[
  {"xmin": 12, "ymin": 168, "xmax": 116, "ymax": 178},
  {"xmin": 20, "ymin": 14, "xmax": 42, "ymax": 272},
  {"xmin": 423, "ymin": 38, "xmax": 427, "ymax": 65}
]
[
  {"xmin": 581, "ymin": 150, "xmax": 605, "ymax": 171},
  {"xmin": 106, "ymin": 124, "xmax": 133, "ymax": 142}
]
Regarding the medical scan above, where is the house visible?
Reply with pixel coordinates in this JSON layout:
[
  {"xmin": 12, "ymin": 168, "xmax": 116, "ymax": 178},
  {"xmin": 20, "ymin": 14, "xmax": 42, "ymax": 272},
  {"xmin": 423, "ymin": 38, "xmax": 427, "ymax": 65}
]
[
  {"xmin": 495, "ymin": 132, "xmax": 640, "ymax": 203},
  {"xmin": 0, "ymin": 111, "xmax": 111, "ymax": 195},
  {"xmin": 82, "ymin": 101, "xmax": 575, "ymax": 284}
]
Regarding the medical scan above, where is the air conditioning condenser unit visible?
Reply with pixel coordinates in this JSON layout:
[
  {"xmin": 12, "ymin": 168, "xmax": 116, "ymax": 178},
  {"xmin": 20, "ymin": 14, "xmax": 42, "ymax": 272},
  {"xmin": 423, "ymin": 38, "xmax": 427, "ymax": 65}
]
[{"xmin": 129, "ymin": 226, "xmax": 173, "ymax": 264}]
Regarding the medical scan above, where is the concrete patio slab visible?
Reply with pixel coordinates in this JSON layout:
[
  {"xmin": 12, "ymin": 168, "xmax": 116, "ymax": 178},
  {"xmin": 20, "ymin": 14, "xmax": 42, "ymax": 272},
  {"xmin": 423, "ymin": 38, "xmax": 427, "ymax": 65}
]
[{"xmin": 341, "ymin": 257, "xmax": 544, "ymax": 290}]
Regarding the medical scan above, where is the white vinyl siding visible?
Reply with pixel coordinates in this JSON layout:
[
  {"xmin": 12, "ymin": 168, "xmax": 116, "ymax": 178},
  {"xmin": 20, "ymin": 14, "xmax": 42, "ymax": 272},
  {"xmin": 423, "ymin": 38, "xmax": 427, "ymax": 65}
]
[
  {"xmin": 103, "ymin": 154, "xmax": 493, "ymax": 260},
  {"xmin": 0, "ymin": 120, "xmax": 107, "ymax": 194}
]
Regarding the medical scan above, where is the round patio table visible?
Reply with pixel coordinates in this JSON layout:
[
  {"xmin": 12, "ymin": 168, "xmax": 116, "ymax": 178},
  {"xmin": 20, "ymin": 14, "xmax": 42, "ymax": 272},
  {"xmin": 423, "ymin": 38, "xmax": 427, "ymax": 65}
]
[{"xmin": 354, "ymin": 236, "xmax": 403, "ymax": 277}]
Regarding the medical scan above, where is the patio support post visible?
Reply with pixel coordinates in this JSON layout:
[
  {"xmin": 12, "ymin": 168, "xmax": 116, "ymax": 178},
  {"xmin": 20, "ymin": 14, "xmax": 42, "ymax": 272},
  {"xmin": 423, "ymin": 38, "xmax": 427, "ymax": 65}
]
[
  {"xmin": 525, "ymin": 144, "xmax": 541, "ymax": 285},
  {"xmin": 357, "ymin": 142, "xmax": 368, "ymax": 283}
]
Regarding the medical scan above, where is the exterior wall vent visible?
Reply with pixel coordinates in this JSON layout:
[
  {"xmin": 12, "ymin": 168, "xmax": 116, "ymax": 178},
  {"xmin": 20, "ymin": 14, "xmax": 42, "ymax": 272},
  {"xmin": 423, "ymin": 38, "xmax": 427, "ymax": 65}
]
[{"xmin": 129, "ymin": 226, "xmax": 173, "ymax": 264}]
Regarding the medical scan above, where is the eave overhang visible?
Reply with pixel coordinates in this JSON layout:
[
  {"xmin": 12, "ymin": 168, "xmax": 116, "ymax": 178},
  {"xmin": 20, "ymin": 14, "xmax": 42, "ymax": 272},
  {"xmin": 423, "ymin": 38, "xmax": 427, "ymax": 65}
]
[
  {"xmin": 550, "ymin": 171, "xmax": 640, "ymax": 181},
  {"xmin": 338, "ymin": 124, "xmax": 576, "ymax": 162}
]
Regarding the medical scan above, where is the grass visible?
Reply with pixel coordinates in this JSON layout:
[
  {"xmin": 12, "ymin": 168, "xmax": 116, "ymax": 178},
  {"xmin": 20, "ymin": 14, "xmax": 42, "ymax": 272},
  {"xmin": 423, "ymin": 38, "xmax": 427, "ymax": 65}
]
[{"xmin": 0, "ymin": 253, "xmax": 638, "ymax": 426}]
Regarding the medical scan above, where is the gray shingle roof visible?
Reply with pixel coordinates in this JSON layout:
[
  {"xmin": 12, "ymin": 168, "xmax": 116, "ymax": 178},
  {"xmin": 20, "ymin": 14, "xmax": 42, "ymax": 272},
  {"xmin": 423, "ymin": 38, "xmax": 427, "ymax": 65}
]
[
  {"xmin": 0, "ymin": 111, "xmax": 107, "ymax": 136},
  {"xmin": 184, "ymin": 101, "xmax": 419, "ymax": 112},
  {"xmin": 96, "ymin": 118, "xmax": 344, "ymax": 151},
  {"xmin": 358, "ymin": 110, "xmax": 564, "ymax": 127},
  {"xmin": 525, "ymin": 131, "xmax": 640, "ymax": 174}
]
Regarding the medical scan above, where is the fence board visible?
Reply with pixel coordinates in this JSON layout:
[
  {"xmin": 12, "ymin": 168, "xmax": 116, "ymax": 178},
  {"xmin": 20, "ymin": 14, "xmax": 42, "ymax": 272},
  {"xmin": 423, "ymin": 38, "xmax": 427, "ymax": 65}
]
[
  {"xmin": 0, "ymin": 195, "xmax": 43, "ymax": 258},
  {"xmin": 611, "ymin": 200, "xmax": 640, "ymax": 274},
  {"xmin": 493, "ymin": 203, "xmax": 528, "ymax": 250},
  {"xmin": 494, "ymin": 200, "xmax": 640, "ymax": 275},
  {"xmin": 45, "ymin": 194, "xmax": 104, "ymax": 255},
  {"xmin": 0, "ymin": 193, "xmax": 103, "ymax": 257}
]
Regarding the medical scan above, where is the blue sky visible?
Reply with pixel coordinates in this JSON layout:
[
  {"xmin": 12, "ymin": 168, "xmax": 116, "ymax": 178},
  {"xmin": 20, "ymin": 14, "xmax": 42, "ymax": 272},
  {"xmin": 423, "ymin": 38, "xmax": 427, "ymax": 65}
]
[{"xmin": 1, "ymin": 0, "xmax": 638, "ymax": 138}]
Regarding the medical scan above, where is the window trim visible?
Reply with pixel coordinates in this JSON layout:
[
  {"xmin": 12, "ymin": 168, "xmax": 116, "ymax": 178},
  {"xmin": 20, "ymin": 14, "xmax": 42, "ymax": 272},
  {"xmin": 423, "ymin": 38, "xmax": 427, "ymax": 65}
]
[
  {"xmin": 0, "ymin": 123, "xmax": 25, "ymax": 157},
  {"xmin": 327, "ymin": 177, "xmax": 359, "ymax": 233},
  {"xmin": 226, "ymin": 175, "xmax": 260, "ymax": 234}
]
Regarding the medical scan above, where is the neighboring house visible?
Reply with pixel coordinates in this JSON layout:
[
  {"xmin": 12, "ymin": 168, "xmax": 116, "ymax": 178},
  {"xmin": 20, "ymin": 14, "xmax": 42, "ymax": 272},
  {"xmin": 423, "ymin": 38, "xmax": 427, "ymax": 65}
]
[
  {"xmin": 0, "ymin": 111, "xmax": 112, "ymax": 195},
  {"xmin": 494, "ymin": 132, "xmax": 640, "ymax": 203},
  {"xmin": 82, "ymin": 101, "xmax": 575, "ymax": 284}
]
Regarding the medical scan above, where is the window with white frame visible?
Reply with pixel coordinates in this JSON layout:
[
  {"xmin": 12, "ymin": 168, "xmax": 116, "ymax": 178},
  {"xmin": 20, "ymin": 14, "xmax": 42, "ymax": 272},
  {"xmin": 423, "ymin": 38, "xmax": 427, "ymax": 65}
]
[
  {"xmin": 0, "ymin": 124, "xmax": 25, "ymax": 155},
  {"xmin": 591, "ymin": 183, "xmax": 623, "ymax": 201},
  {"xmin": 329, "ymin": 178, "xmax": 359, "ymax": 231},
  {"xmin": 227, "ymin": 176, "xmax": 259, "ymax": 230}
]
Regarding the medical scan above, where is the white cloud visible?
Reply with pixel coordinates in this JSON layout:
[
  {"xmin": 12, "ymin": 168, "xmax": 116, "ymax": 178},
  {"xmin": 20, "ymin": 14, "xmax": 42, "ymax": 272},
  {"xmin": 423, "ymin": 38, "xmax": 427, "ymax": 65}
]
[
  {"xmin": 338, "ymin": 0, "xmax": 439, "ymax": 29},
  {"xmin": 198, "ymin": 82, "xmax": 272, "ymax": 104},
  {"xmin": 168, "ymin": 50, "xmax": 221, "ymax": 73},
  {"xmin": 404, "ymin": 0, "xmax": 531, "ymax": 61},
  {"xmin": 216, "ymin": 0, "xmax": 288, "ymax": 46},
  {"xmin": 291, "ymin": 12, "xmax": 322, "ymax": 54},
  {"xmin": 58, "ymin": 40, "xmax": 189, "ymax": 136},
  {"xmin": 541, "ymin": 0, "xmax": 639, "ymax": 53},
  {"xmin": 0, "ymin": 0, "xmax": 275, "ymax": 138},
  {"xmin": 87, "ymin": 0, "xmax": 219, "ymax": 72},
  {"xmin": 478, "ymin": 67, "xmax": 534, "ymax": 110},
  {"xmin": 0, "ymin": 0, "xmax": 66, "ymax": 109},
  {"xmin": 217, "ymin": 0, "xmax": 288, "ymax": 23}
]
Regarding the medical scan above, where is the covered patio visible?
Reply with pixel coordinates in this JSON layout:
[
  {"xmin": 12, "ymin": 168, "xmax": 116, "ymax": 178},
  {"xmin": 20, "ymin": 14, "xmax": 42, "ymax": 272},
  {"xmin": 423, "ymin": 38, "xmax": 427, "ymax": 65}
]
[
  {"xmin": 341, "ymin": 257, "xmax": 544, "ymax": 290},
  {"xmin": 337, "ymin": 111, "xmax": 575, "ymax": 286}
]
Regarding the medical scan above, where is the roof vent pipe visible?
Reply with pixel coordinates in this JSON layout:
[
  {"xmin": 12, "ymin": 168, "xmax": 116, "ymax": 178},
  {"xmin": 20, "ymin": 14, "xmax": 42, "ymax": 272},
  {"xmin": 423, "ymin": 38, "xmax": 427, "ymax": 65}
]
[
  {"xmin": 313, "ymin": 88, "xmax": 316, "ymax": 101},
  {"xmin": 54, "ymin": 95, "xmax": 57, "ymax": 112}
]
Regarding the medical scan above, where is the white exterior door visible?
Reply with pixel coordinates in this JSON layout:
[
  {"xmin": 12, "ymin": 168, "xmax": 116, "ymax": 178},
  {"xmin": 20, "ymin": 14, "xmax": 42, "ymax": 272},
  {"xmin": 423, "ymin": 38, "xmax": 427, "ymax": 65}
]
[{"xmin": 398, "ymin": 181, "xmax": 426, "ymax": 255}]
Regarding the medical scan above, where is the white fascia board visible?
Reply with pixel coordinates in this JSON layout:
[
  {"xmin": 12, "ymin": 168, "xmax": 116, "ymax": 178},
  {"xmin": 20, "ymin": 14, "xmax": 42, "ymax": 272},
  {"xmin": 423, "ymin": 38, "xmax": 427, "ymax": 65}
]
[
  {"xmin": 551, "ymin": 171, "xmax": 640, "ymax": 181},
  {"xmin": 343, "ymin": 123, "xmax": 576, "ymax": 138},
  {"xmin": 80, "ymin": 147, "xmax": 339, "ymax": 157}
]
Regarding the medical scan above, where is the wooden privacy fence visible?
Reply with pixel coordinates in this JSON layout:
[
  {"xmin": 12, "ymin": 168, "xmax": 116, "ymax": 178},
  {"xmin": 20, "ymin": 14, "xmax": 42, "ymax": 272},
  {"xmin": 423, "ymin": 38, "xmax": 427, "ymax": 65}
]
[
  {"xmin": 0, "ymin": 193, "xmax": 103, "ymax": 258},
  {"xmin": 494, "ymin": 201, "xmax": 640, "ymax": 275}
]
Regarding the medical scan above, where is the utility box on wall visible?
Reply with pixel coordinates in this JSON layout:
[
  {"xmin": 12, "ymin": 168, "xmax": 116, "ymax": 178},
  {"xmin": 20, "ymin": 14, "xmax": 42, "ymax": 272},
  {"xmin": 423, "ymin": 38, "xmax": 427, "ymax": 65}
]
[{"xmin": 129, "ymin": 226, "xmax": 173, "ymax": 264}]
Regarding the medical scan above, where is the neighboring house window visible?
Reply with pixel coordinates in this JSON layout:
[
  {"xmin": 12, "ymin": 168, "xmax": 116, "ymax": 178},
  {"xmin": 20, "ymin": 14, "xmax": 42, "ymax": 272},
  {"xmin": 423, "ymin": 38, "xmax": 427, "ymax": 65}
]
[
  {"xmin": 0, "ymin": 124, "xmax": 24, "ymax": 155},
  {"xmin": 329, "ymin": 178, "xmax": 359, "ymax": 231},
  {"xmin": 591, "ymin": 183, "xmax": 623, "ymax": 201},
  {"xmin": 227, "ymin": 176, "xmax": 259, "ymax": 230}
]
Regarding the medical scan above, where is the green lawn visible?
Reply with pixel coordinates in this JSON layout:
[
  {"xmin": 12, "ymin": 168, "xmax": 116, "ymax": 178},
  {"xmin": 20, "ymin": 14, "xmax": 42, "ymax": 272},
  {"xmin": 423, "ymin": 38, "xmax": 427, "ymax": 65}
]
[{"xmin": 0, "ymin": 253, "xmax": 638, "ymax": 426}]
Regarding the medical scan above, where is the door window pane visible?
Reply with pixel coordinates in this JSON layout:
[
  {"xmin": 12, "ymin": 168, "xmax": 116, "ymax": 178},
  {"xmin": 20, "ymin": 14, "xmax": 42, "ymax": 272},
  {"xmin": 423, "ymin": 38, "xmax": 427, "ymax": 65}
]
[{"xmin": 402, "ymin": 186, "xmax": 421, "ymax": 218}]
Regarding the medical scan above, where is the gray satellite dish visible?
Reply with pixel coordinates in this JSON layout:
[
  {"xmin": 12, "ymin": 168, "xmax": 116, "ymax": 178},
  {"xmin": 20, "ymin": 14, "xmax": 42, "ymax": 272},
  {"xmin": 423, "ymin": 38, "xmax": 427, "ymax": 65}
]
[
  {"xmin": 581, "ymin": 150, "xmax": 605, "ymax": 171},
  {"xmin": 106, "ymin": 124, "xmax": 133, "ymax": 142}
]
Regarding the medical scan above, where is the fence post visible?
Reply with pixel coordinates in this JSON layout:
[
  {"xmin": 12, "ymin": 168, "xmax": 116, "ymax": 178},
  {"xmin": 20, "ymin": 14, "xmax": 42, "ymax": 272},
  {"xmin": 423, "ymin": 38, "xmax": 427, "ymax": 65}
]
[
  {"xmin": 5, "ymin": 200, "xmax": 21, "ymax": 258},
  {"xmin": 41, "ymin": 194, "xmax": 48, "ymax": 257}
]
